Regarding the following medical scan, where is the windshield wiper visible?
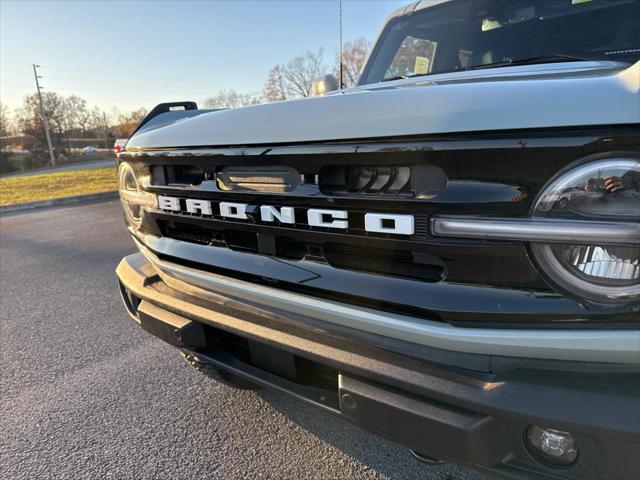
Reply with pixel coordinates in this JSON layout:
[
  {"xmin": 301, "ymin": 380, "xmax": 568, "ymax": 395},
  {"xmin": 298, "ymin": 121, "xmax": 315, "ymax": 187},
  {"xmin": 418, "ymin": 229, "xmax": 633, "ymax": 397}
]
[
  {"xmin": 464, "ymin": 54, "xmax": 600, "ymax": 71},
  {"xmin": 380, "ymin": 73, "xmax": 429, "ymax": 83}
]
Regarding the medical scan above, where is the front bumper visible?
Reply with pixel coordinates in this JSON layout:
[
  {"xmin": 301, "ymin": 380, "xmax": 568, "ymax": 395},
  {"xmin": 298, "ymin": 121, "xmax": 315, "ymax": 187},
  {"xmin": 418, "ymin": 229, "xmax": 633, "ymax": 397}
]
[{"xmin": 116, "ymin": 252, "xmax": 640, "ymax": 479}]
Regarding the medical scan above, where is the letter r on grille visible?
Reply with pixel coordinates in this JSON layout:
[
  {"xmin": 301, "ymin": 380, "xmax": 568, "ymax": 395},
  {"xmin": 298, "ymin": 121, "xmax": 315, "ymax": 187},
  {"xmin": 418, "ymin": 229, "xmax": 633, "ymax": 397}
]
[{"xmin": 185, "ymin": 199, "xmax": 213, "ymax": 215}]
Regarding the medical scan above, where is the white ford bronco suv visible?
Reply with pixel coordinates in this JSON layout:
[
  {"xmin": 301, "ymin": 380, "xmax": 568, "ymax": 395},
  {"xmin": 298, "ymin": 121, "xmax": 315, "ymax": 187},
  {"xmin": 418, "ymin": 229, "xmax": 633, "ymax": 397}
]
[{"xmin": 116, "ymin": 0, "xmax": 640, "ymax": 478}]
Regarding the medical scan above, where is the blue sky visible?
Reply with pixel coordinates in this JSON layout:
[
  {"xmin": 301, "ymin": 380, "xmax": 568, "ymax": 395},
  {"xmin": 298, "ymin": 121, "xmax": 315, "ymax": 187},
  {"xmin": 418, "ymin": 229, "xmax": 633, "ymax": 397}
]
[{"xmin": 1, "ymin": 0, "xmax": 408, "ymax": 115}]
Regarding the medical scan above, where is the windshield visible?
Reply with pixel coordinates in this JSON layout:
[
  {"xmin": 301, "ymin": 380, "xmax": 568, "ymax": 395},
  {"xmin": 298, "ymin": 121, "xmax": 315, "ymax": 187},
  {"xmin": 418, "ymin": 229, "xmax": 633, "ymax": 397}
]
[{"xmin": 359, "ymin": 0, "xmax": 640, "ymax": 84}]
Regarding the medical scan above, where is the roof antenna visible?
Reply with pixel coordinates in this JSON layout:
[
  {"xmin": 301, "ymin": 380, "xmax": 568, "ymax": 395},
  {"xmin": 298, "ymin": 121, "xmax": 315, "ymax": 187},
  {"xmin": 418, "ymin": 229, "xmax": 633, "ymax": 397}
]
[{"xmin": 338, "ymin": 0, "xmax": 343, "ymax": 89}]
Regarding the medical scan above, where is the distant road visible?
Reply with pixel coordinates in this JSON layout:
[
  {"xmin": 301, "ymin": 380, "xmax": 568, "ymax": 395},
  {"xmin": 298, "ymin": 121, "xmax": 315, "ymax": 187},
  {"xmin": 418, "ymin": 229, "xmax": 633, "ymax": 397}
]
[{"xmin": 1, "ymin": 159, "xmax": 115, "ymax": 178}]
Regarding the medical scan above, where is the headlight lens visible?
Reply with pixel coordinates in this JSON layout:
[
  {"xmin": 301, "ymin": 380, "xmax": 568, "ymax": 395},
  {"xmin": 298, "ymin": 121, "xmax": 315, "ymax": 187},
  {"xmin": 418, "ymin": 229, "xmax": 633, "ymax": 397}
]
[
  {"xmin": 118, "ymin": 162, "xmax": 156, "ymax": 230},
  {"xmin": 532, "ymin": 157, "xmax": 639, "ymax": 301}
]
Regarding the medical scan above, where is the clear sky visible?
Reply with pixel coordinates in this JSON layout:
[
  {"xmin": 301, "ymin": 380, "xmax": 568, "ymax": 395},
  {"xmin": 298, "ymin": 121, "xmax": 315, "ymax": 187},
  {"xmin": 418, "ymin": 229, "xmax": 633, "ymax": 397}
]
[{"xmin": 1, "ymin": 0, "xmax": 408, "ymax": 115}]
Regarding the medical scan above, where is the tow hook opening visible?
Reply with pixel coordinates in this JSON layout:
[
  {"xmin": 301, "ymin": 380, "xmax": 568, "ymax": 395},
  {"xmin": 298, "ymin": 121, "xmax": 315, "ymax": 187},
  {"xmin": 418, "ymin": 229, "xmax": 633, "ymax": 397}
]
[
  {"xmin": 118, "ymin": 282, "xmax": 142, "ymax": 321},
  {"xmin": 410, "ymin": 449, "xmax": 447, "ymax": 465}
]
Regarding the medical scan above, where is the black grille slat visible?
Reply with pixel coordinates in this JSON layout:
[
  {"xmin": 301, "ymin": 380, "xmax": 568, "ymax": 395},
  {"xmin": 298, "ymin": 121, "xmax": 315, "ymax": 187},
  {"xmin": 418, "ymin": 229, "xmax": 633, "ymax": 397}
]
[
  {"xmin": 325, "ymin": 243, "xmax": 444, "ymax": 281},
  {"xmin": 157, "ymin": 220, "xmax": 443, "ymax": 282}
]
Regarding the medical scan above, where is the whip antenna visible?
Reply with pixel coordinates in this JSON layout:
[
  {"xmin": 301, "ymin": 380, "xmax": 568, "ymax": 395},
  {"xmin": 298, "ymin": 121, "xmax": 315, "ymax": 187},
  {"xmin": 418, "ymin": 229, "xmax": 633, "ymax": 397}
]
[{"xmin": 338, "ymin": 0, "xmax": 343, "ymax": 89}]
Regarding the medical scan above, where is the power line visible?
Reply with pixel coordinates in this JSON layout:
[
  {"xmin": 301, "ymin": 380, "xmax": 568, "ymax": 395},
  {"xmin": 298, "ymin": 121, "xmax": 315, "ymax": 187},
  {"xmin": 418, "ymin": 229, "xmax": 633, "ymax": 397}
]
[
  {"xmin": 3, "ymin": 61, "xmax": 265, "ymax": 100},
  {"xmin": 1, "ymin": 59, "xmax": 244, "ymax": 92}
]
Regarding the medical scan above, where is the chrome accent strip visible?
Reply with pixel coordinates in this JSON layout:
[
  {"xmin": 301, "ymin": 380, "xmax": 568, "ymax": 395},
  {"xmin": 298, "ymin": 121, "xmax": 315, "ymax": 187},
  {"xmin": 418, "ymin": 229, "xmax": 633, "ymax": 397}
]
[
  {"xmin": 134, "ymin": 238, "xmax": 640, "ymax": 365},
  {"xmin": 431, "ymin": 217, "xmax": 640, "ymax": 245}
]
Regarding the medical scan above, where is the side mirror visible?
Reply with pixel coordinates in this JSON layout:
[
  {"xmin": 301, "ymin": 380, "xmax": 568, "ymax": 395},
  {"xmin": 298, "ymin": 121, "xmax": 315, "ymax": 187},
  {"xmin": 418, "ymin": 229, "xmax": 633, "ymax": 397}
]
[{"xmin": 311, "ymin": 74, "xmax": 339, "ymax": 96}]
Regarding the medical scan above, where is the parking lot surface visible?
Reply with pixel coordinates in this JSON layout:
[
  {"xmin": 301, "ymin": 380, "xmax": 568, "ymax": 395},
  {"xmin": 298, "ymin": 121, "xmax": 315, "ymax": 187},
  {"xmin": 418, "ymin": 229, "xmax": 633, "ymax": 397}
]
[{"xmin": 0, "ymin": 201, "xmax": 485, "ymax": 480}]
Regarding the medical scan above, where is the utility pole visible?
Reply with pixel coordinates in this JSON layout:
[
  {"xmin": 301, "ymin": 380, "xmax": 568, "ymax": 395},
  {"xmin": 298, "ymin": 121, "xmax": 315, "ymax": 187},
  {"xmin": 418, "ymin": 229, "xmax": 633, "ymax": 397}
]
[
  {"xmin": 32, "ymin": 64, "xmax": 56, "ymax": 167},
  {"xmin": 102, "ymin": 111, "xmax": 110, "ymax": 150}
]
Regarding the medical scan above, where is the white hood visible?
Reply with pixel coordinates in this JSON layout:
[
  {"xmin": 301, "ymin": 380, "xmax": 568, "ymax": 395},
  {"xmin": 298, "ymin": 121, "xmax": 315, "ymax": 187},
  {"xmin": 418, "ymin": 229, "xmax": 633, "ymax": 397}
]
[{"xmin": 127, "ymin": 61, "xmax": 640, "ymax": 150}]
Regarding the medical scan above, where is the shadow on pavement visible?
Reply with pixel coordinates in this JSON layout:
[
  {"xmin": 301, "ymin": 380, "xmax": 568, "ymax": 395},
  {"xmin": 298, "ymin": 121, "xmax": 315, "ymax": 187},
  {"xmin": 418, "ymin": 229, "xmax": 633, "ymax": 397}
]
[{"xmin": 256, "ymin": 388, "xmax": 488, "ymax": 480}]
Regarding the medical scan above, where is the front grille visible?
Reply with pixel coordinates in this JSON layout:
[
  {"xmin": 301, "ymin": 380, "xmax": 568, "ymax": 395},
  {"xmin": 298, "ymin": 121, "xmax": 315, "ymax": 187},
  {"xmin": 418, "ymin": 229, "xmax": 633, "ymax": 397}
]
[
  {"xmin": 114, "ymin": 126, "xmax": 640, "ymax": 331},
  {"xmin": 126, "ymin": 127, "xmax": 638, "ymax": 292}
]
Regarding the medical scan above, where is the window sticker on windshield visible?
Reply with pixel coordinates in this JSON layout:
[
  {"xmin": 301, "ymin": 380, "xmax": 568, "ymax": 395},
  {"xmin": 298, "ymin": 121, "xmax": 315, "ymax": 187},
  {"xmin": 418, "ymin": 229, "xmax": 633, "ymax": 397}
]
[
  {"xmin": 572, "ymin": 0, "xmax": 592, "ymax": 4},
  {"xmin": 482, "ymin": 18, "xmax": 502, "ymax": 31},
  {"xmin": 414, "ymin": 56, "xmax": 430, "ymax": 75}
]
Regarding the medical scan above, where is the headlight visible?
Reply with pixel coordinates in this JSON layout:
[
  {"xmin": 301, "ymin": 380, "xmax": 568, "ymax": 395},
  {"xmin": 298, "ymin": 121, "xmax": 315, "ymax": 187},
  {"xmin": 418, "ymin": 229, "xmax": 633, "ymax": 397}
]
[
  {"xmin": 118, "ymin": 162, "xmax": 156, "ymax": 230},
  {"xmin": 532, "ymin": 157, "xmax": 639, "ymax": 301}
]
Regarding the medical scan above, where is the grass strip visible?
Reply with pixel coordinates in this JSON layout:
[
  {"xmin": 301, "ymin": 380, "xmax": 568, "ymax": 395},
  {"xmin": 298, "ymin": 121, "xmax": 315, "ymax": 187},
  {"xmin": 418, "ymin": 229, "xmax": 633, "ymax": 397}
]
[{"xmin": 0, "ymin": 167, "xmax": 118, "ymax": 206}]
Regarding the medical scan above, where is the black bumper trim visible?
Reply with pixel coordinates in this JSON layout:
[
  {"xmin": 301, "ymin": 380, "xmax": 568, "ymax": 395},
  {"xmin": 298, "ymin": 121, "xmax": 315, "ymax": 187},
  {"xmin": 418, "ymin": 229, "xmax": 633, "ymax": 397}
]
[{"xmin": 116, "ymin": 253, "xmax": 640, "ymax": 480}]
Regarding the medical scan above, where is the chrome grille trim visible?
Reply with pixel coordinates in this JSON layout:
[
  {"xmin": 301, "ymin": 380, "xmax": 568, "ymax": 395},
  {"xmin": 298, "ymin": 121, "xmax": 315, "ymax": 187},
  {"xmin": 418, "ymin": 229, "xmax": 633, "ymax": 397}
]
[{"xmin": 431, "ymin": 217, "xmax": 640, "ymax": 245}]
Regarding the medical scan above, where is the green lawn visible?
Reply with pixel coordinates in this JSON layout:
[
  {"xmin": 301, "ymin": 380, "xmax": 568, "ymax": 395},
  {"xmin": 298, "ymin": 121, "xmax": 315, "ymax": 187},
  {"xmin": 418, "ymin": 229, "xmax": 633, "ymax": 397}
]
[{"xmin": 0, "ymin": 167, "xmax": 118, "ymax": 206}]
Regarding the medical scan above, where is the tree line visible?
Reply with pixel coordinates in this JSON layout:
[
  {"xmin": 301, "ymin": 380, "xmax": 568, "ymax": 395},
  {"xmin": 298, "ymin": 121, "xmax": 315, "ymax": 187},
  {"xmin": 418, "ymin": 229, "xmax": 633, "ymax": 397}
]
[
  {"xmin": 204, "ymin": 38, "xmax": 370, "ymax": 108},
  {"xmin": 0, "ymin": 94, "xmax": 148, "ymax": 155},
  {"xmin": 0, "ymin": 38, "xmax": 370, "ymax": 156}
]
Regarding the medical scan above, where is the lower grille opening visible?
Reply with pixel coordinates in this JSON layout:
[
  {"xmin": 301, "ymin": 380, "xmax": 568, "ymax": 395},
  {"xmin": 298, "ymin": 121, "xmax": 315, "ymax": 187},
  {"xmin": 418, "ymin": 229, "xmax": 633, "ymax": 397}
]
[
  {"xmin": 224, "ymin": 230, "xmax": 259, "ymax": 253},
  {"xmin": 160, "ymin": 221, "xmax": 213, "ymax": 245},
  {"xmin": 157, "ymin": 220, "xmax": 445, "ymax": 282},
  {"xmin": 159, "ymin": 221, "xmax": 258, "ymax": 253}
]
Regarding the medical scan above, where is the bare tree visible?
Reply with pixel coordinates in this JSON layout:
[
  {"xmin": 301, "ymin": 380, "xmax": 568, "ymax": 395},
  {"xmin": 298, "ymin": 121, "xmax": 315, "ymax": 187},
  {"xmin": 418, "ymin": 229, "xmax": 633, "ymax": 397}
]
[
  {"xmin": 111, "ymin": 107, "xmax": 148, "ymax": 138},
  {"xmin": 15, "ymin": 92, "xmax": 67, "ymax": 152},
  {"xmin": 335, "ymin": 37, "xmax": 370, "ymax": 88},
  {"xmin": 86, "ymin": 107, "xmax": 104, "ymax": 134},
  {"xmin": 204, "ymin": 89, "xmax": 262, "ymax": 109},
  {"xmin": 282, "ymin": 49, "xmax": 326, "ymax": 98},
  {"xmin": 263, "ymin": 41, "xmax": 368, "ymax": 101},
  {"xmin": 264, "ymin": 65, "xmax": 288, "ymax": 102},
  {"xmin": 64, "ymin": 95, "xmax": 91, "ymax": 135},
  {"xmin": 0, "ymin": 102, "xmax": 13, "ymax": 138}
]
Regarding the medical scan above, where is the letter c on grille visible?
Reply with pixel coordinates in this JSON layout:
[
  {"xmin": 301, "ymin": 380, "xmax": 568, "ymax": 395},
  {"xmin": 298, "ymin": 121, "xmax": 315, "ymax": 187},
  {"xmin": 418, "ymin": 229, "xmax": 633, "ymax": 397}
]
[{"xmin": 307, "ymin": 209, "xmax": 348, "ymax": 229}]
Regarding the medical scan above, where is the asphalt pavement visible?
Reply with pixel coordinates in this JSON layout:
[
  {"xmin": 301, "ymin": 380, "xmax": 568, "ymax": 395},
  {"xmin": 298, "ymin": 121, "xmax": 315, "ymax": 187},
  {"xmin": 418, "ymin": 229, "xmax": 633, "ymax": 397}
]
[{"xmin": 0, "ymin": 200, "xmax": 486, "ymax": 480}]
